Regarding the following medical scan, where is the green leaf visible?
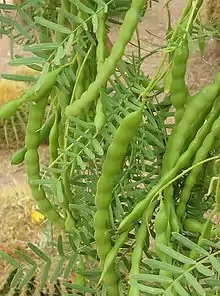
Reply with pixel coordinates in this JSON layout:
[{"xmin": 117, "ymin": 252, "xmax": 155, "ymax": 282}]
[
  {"xmin": 173, "ymin": 281, "xmax": 189, "ymax": 296},
  {"xmin": 14, "ymin": 250, "xmax": 36, "ymax": 266},
  {"xmin": 0, "ymin": 3, "xmax": 17, "ymax": 10},
  {"xmin": 18, "ymin": 9, "xmax": 34, "ymax": 26},
  {"xmin": 50, "ymin": 257, "xmax": 65, "ymax": 283},
  {"xmin": 23, "ymin": 43, "xmax": 59, "ymax": 52},
  {"xmin": 203, "ymin": 278, "xmax": 220, "ymax": 286},
  {"xmin": 209, "ymin": 254, "xmax": 220, "ymax": 273},
  {"xmin": 92, "ymin": 139, "xmax": 104, "ymax": 156},
  {"xmin": 76, "ymin": 155, "xmax": 86, "ymax": 170},
  {"xmin": 131, "ymin": 273, "xmax": 172, "ymax": 284},
  {"xmin": 184, "ymin": 272, "xmax": 205, "ymax": 296},
  {"xmin": 84, "ymin": 147, "xmax": 95, "ymax": 160},
  {"xmin": 10, "ymin": 268, "xmax": 24, "ymax": 289},
  {"xmin": 143, "ymin": 259, "xmax": 183, "ymax": 275},
  {"xmin": 0, "ymin": 251, "xmax": 20, "ymax": 267},
  {"xmin": 57, "ymin": 235, "xmax": 64, "ymax": 257},
  {"xmin": 70, "ymin": 0, "xmax": 94, "ymax": 14},
  {"xmin": 78, "ymin": 269, "xmax": 101, "ymax": 278},
  {"xmin": 8, "ymin": 56, "xmax": 45, "ymax": 66},
  {"xmin": 63, "ymin": 282, "xmax": 96, "ymax": 293},
  {"xmin": 132, "ymin": 282, "xmax": 164, "ymax": 294},
  {"xmin": 1, "ymin": 73, "xmax": 37, "ymax": 82},
  {"xmin": 64, "ymin": 255, "xmax": 77, "ymax": 279},
  {"xmin": 198, "ymin": 25, "xmax": 205, "ymax": 57},
  {"xmin": 20, "ymin": 0, "xmax": 40, "ymax": 10},
  {"xmin": 18, "ymin": 267, "xmax": 36, "ymax": 289},
  {"xmin": 172, "ymin": 233, "xmax": 208, "ymax": 256},
  {"xmin": 14, "ymin": 21, "xmax": 32, "ymax": 39},
  {"xmin": 69, "ymin": 204, "xmax": 95, "ymax": 215},
  {"xmin": 40, "ymin": 261, "xmax": 51, "ymax": 289},
  {"xmin": 58, "ymin": 8, "xmax": 87, "ymax": 29},
  {"xmin": 35, "ymin": 16, "xmax": 72, "ymax": 34},
  {"xmin": 0, "ymin": 14, "xmax": 13, "ymax": 24},
  {"xmin": 80, "ymin": 229, "xmax": 90, "ymax": 246},
  {"xmin": 93, "ymin": 0, "xmax": 107, "ymax": 11},
  {"xmin": 157, "ymin": 243, "xmax": 196, "ymax": 264},
  {"xmin": 64, "ymin": 34, "xmax": 75, "ymax": 55},
  {"xmin": 54, "ymin": 45, "xmax": 66, "ymax": 65},
  {"xmin": 196, "ymin": 263, "xmax": 214, "ymax": 276},
  {"xmin": 27, "ymin": 243, "xmax": 51, "ymax": 262},
  {"xmin": 145, "ymin": 130, "xmax": 164, "ymax": 148},
  {"xmin": 34, "ymin": 62, "xmax": 50, "ymax": 91},
  {"xmin": 68, "ymin": 235, "xmax": 78, "ymax": 252}
]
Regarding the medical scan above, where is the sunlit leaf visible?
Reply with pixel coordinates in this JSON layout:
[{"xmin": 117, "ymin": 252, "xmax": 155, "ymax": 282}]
[
  {"xmin": 157, "ymin": 243, "xmax": 196, "ymax": 264},
  {"xmin": 35, "ymin": 16, "xmax": 72, "ymax": 34},
  {"xmin": 184, "ymin": 272, "xmax": 205, "ymax": 296},
  {"xmin": 172, "ymin": 233, "xmax": 208, "ymax": 256},
  {"xmin": 143, "ymin": 259, "xmax": 183, "ymax": 274},
  {"xmin": 173, "ymin": 281, "xmax": 189, "ymax": 296}
]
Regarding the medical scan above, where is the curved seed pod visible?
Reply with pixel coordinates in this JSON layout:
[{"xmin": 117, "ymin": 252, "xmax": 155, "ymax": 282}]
[
  {"xmin": 49, "ymin": 108, "xmax": 61, "ymax": 179},
  {"xmin": 11, "ymin": 113, "xmax": 55, "ymax": 165},
  {"xmin": 170, "ymin": 38, "xmax": 189, "ymax": 116},
  {"xmin": 94, "ymin": 95, "xmax": 105, "ymax": 132},
  {"xmin": 184, "ymin": 218, "xmax": 220, "ymax": 237},
  {"xmin": 163, "ymin": 74, "xmax": 220, "ymax": 173},
  {"xmin": 177, "ymin": 114, "xmax": 220, "ymax": 220},
  {"xmin": 25, "ymin": 149, "xmax": 65, "ymax": 229},
  {"xmin": 94, "ymin": 109, "xmax": 142, "ymax": 295},
  {"xmin": 94, "ymin": 6, "xmax": 107, "ymax": 131},
  {"xmin": 0, "ymin": 66, "xmax": 64, "ymax": 119},
  {"xmin": 11, "ymin": 146, "xmax": 27, "ymax": 166},
  {"xmin": 128, "ymin": 212, "xmax": 148, "ymax": 296},
  {"xmin": 0, "ymin": 97, "xmax": 25, "ymax": 119},
  {"xmin": 65, "ymin": 0, "xmax": 146, "ymax": 118},
  {"xmin": 154, "ymin": 200, "xmax": 170, "ymax": 261},
  {"xmin": 25, "ymin": 97, "xmax": 65, "ymax": 228},
  {"xmin": 118, "ymin": 92, "xmax": 220, "ymax": 233},
  {"xmin": 161, "ymin": 39, "xmax": 190, "ymax": 235}
]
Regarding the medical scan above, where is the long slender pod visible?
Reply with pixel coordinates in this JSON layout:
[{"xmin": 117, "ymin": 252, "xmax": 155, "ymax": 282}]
[
  {"xmin": 169, "ymin": 38, "xmax": 189, "ymax": 125},
  {"xmin": 117, "ymin": 86, "xmax": 220, "ymax": 232},
  {"xmin": 94, "ymin": 5, "xmax": 107, "ymax": 132},
  {"xmin": 94, "ymin": 109, "xmax": 142, "ymax": 295},
  {"xmin": 0, "ymin": 66, "xmax": 64, "ymax": 119},
  {"xmin": 128, "ymin": 212, "xmax": 148, "ymax": 296},
  {"xmin": 25, "ymin": 97, "xmax": 65, "ymax": 229},
  {"xmin": 65, "ymin": 0, "xmax": 146, "ymax": 118},
  {"xmin": 11, "ymin": 113, "xmax": 55, "ymax": 165},
  {"xmin": 163, "ymin": 73, "xmax": 220, "ymax": 174},
  {"xmin": 176, "ymin": 113, "xmax": 220, "ymax": 220}
]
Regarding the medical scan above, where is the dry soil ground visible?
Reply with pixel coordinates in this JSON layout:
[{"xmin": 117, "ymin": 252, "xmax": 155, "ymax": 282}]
[{"xmin": 0, "ymin": 0, "xmax": 220, "ymax": 286}]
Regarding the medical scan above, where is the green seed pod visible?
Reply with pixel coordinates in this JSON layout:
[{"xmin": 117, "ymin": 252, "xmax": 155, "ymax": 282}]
[
  {"xmin": 94, "ymin": 103, "xmax": 105, "ymax": 132},
  {"xmin": 128, "ymin": 212, "xmax": 148, "ymax": 296},
  {"xmin": 0, "ymin": 66, "xmax": 64, "ymax": 120},
  {"xmin": 11, "ymin": 113, "xmax": 54, "ymax": 166},
  {"xmin": 177, "ymin": 113, "xmax": 220, "ymax": 220},
  {"xmin": 154, "ymin": 200, "xmax": 169, "ymax": 234},
  {"xmin": 0, "ymin": 97, "xmax": 24, "ymax": 119},
  {"xmin": 25, "ymin": 97, "xmax": 48, "ymax": 149},
  {"xmin": 94, "ymin": 109, "xmax": 142, "ymax": 296},
  {"xmin": 10, "ymin": 147, "xmax": 27, "ymax": 166},
  {"xmin": 65, "ymin": 0, "xmax": 146, "ymax": 119}
]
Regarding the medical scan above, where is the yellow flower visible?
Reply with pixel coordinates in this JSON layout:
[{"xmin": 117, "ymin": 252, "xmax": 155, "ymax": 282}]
[{"xmin": 31, "ymin": 210, "xmax": 45, "ymax": 224}]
